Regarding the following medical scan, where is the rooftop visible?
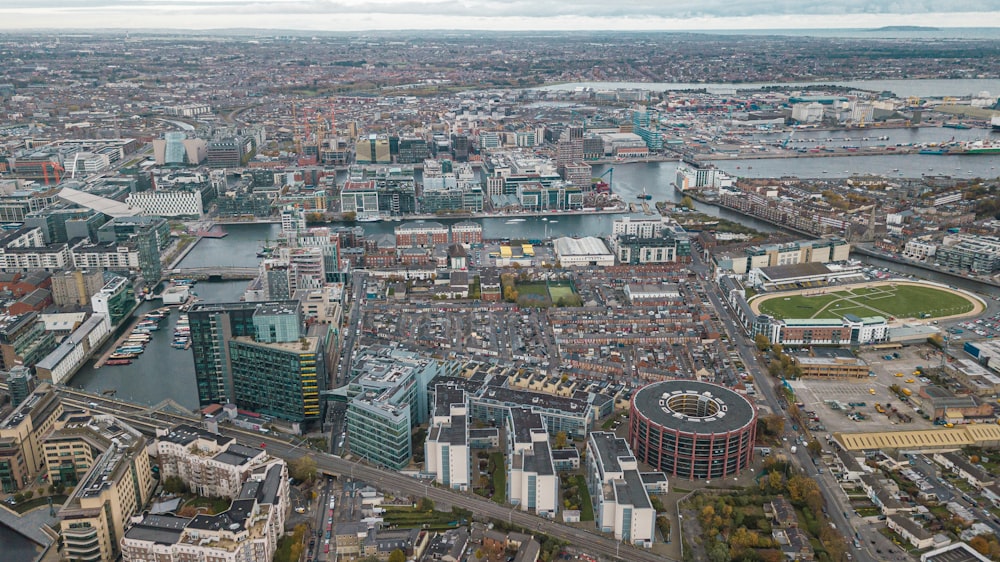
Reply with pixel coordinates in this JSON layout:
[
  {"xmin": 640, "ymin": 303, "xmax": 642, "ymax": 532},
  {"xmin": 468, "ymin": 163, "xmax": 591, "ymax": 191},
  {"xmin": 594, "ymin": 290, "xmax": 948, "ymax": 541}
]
[{"xmin": 631, "ymin": 380, "xmax": 757, "ymax": 434}]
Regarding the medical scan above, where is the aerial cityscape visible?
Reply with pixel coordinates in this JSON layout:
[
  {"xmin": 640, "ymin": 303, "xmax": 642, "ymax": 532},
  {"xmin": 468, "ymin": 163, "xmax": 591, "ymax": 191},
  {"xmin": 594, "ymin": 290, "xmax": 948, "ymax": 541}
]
[{"xmin": 1, "ymin": 14, "xmax": 1000, "ymax": 562}]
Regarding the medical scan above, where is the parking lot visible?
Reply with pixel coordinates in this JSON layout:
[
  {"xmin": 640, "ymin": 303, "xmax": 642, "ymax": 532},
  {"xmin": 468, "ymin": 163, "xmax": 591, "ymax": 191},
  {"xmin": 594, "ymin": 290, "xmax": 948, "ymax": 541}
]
[{"xmin": 789, "ymin": 345, "xmax": 937, "ymax": 434}]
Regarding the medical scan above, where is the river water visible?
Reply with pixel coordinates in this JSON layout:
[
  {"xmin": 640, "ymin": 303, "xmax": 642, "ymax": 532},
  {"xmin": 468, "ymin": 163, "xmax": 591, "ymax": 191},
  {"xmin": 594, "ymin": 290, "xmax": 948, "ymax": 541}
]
[
  {"xmin": 0, "ymin": 526, "xmax": 41, "ymax": 562},
  {"xmin": 537, "ymin": 78, "xmax": 1000, "ymax": 98},
  {"xmin": 70, "ymin": 118, "xmax": 1000, "ymax": 406}
]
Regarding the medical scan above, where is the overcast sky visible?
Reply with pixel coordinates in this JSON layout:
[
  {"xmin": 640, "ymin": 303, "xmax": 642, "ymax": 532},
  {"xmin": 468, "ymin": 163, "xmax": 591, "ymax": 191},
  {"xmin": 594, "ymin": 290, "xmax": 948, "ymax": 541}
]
[{"xmin": 0, "ymin": 0, "xmax": 998, "ymax": 31}]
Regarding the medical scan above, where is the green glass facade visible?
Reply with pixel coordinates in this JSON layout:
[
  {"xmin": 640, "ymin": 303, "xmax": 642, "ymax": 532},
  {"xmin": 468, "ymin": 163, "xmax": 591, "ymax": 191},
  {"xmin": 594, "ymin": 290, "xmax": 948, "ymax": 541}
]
[
  {"xmin": 190, "ymin": 300, "xmax": 324, "ymax": 423},
  {"xmin": 346, "ymin": 399, "xmax": 411, "ymax": 470}
]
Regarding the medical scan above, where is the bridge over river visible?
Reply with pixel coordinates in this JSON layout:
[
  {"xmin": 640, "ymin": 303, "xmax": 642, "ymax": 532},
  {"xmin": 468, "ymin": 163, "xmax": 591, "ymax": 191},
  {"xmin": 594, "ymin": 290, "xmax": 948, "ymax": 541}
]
[{"xmin": 168, "ymin": 266, "xmax": 258, "ymax": 280}]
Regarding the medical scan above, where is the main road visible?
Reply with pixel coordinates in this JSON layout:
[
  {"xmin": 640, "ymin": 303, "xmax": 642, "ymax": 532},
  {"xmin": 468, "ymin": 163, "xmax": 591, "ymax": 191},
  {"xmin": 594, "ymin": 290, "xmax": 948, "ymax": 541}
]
[
  {"xmin": 689, "ymin": 249, "xmax": 868, "ymax": 562},
  {"xmin": 54, "ymin": 387, "xmax": 674, "ymax": 562}
]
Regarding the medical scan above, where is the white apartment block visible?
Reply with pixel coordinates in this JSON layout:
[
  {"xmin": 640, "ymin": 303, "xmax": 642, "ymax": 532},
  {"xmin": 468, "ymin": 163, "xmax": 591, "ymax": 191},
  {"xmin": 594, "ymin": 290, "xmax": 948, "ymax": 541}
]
[
  {"xmin": 612, "ymin": 216, "xmax": 666, "ymax": 238},
  {"xmin": 72, "ymin": 243, "xmax": 140, "ymax": 270},
  {"xmin": 154, "ymin": 424, "xmax": 274, "ymax": 499},
  {"xmin": 586, "ymin": 432, "xmax": 661, "ymax": 547},
  {"xmin": 126, "ymin": 190, "xmax": 204, "ymax": 217},
  {"xmin": 425, "ymin": 385, "xmax": 471, "ymax": 491},
  {"xmin": 506, "ymin": 409, "xmax": 558, "ymax": 518},
  {"xmin": 121, "ymin": 462, "xmax": 288, "ymax": 562}
]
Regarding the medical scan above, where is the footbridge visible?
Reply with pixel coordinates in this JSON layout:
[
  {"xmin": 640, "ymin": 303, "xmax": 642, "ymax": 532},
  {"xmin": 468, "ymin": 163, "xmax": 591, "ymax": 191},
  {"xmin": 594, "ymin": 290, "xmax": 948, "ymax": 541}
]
[{"xmin": 168, "ymin": 267, "xmax": 258, "ymax": 280}]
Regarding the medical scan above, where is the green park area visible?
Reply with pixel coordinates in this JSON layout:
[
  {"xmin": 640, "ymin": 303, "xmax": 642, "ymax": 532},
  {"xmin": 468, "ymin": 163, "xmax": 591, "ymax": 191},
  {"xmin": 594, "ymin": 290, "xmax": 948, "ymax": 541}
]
[
  {"xmin": 502, "ymin": 275, "xmax": 581, "ymax": 307},
  {"xmin": 755, "ymin": 283, "xmax": 975, "ymax": 321}
]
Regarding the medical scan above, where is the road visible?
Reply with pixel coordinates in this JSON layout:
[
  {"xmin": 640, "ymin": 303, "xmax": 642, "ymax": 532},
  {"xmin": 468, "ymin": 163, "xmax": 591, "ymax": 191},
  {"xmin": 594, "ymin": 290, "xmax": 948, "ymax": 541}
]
[
  {"xmin": 54, "ymin": 387, "xmax": 669, "ymax": 562},
  {"xmin": 690, "ymin": 249, "xmax": 870, "ymax": 562}
]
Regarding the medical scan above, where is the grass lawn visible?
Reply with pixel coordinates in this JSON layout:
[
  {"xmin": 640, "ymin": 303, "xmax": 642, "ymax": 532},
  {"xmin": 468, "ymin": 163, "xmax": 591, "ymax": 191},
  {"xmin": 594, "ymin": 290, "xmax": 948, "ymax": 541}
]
[
  {"xmin": 185, "ymin": 496, "xmax": 232, "ymax": 514},
  {"xmin": 562, "ymin": 474, "xmax": 595, "ymax": 522},
  {"xmin": 490, "ymin": 452, "xmax": 506, "ymax": 505},
  {"xmin": 548, "ymin": 284, "xmax": 577, "ymax": 302},
  {"xmin": 11, "ymin": 494, "xmax": 67, "ymax": 514},
  {"xmin": 756, "ymin": 283, "xmax": 975, "ymax": 320},
  {"xmin": 515, "ymin": 282, "xmax": 550, "ymax": 297}
]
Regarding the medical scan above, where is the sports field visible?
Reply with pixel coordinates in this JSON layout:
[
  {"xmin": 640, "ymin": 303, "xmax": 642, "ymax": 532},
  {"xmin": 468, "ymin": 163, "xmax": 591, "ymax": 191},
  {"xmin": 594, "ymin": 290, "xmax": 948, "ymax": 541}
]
[{"xmin": 752, "ymin": 282, "xmax": 979, "ymax": 321}]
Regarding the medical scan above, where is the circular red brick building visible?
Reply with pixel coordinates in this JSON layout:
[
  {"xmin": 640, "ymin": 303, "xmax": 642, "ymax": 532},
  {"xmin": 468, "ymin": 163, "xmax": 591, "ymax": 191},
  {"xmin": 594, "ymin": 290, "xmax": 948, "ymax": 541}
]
[{"xmin": 629, "ymin": 380, "xmax": 757, "ymax": 479}]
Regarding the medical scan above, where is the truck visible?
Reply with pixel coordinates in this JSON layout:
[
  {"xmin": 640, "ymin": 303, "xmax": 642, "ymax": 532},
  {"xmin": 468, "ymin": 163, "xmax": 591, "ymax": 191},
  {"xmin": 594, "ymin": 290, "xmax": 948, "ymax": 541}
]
[{"xmin": 790, "ymin": 446, "xmax": 798, "ymax": 454}]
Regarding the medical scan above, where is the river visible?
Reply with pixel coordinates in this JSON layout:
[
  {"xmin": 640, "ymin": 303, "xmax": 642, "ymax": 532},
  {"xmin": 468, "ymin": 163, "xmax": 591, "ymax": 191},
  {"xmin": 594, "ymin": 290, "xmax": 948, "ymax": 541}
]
[
  {"xmin": 70, "ymin": 112, "xmax": 1000, "ymax": 406},
  {"xmin": 537, "ymin": 78, "xmax": 1000, "ymax": 98},
  {"xmin": 0, "ymin": 525, "xmax": 41, "ymax": 562}
]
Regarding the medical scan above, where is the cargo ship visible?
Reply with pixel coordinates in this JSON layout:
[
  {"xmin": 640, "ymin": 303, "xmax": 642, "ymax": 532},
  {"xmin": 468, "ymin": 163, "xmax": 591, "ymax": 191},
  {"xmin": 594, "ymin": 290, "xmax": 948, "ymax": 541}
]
[{"xmin": 961, "ymin": 140, "xmax": 1000, "ymax": 154}]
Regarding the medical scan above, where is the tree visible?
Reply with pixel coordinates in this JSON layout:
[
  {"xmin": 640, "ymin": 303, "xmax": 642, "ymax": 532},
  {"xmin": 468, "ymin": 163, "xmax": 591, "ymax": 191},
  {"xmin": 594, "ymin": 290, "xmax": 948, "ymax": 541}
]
[
  {"xmin": 680, "ymin": 195, "xmax": 695, "ymax": 209},
  {"xmin": 807, "ymin": 439, "xmax": 823, "ymax": 456},
  {"xmin": 388, "ymin": 549, "xmax": 406, "ymax": 562},
  {"xmin": 760, "ymin": 414, "xmax": 785, "ymax": 436},
  {"xmin": 969, "ymin": 535, "xmax": 991, "ymax": 556},
  {"xmin": 554, "ymin": 431, "xmax": 568, "ymax": 450},
  {"xmin": 289, "ymin": 456, "xmax": 317, "ymax": 483},
  {"xmin": 417, "ymin": 497, "xmax": 435, "ymax": 512},
  {"xmin": 162, "ymin": 475, "xmax": 188, "ymax": 495},
  {"xmin": 698, "ymin": 505, "xmax": 716, "ymax": 528},
  {"xmin": 754, "ymin": 333, "xmax": 771, "ymax": 352},
  {"xmin": 342, "ymin": 211, "xmax": 357, "ymax": 222}
]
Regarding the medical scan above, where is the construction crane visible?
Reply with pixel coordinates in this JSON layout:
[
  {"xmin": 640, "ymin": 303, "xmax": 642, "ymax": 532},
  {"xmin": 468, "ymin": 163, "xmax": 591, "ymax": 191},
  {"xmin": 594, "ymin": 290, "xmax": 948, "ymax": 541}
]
[
  {"xmin": 40, "ymin": 161, "xmax": 63, "ymax": 185},
  {"xmin": 782, "ymin": 129, "xmax": 795, "ymax": 148},
  {"xmin": 594, "ymin": 167, "xmax": 613, "ymax": 192}
]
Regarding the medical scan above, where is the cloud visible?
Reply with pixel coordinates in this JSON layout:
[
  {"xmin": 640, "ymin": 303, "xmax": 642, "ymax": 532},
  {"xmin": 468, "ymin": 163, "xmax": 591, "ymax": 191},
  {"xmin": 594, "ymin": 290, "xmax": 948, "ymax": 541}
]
[{"xmin": 0, "ymin": 0, "xmax": 998, "ymax": 30}]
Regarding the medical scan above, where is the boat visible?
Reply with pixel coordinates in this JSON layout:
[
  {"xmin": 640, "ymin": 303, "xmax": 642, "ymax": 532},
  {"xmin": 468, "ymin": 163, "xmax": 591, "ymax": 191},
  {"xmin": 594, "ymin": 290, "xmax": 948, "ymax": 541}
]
[
  {"xmin": 943, "ymin": 122, "xmax": 972, "ymax": 130},
  {"xmin": 109, "ymin": 353, "xmax": 137, "ymax": 360},
  {"xmin": 961, "ymin": 140, "xmax": 1000, "ymax": 155},
  {"xmin": 637, "ymin": 188, "xmax": 652, "ymax": 200},
  {"xmin": 357, "ymin": 215, "xmax": 383, "ymax": 223},
  {"xmin": 505, "ymin": 218, "xmax": 526, "ymax": 224},
  {"xmin": 105, "ymin": 359, "xmax": 133, "ymax": 366},
  {"xmin": 919, "ymin": 149, "xmax": 948, "ymax": 155}
]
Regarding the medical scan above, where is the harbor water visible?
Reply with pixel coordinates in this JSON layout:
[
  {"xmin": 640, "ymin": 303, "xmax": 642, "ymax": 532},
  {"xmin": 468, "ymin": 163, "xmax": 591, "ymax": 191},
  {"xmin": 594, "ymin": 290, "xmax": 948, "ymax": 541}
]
[{"xmin": 71, "ymin": 126, "xmax": 1000, "ymax": 407}]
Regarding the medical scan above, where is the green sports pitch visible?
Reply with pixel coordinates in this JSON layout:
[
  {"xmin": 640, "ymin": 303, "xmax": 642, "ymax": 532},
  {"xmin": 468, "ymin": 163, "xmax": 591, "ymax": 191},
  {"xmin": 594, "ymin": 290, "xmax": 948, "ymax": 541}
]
[{"xmin": 754, "ymin": 284, "xmax": 976, "ymax": 321}]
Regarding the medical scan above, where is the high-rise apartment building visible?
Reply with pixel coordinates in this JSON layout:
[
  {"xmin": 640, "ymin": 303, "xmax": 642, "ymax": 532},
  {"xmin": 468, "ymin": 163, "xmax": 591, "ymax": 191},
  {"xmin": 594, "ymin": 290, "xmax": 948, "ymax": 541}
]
[{"xmin": 189, "ymin": 301, "xmax": 326, "ymax": 424}]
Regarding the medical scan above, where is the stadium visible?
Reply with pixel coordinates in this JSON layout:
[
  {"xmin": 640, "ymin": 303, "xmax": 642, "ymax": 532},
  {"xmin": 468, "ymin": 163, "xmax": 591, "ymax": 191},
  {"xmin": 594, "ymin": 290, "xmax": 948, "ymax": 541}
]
[
  {"xmin": 629, "ymin": 380, "xmax": 757, "ymax": 479},
  {"xmin": 750, "ymin": 280, "xmax": 982, "ymax": 322}
]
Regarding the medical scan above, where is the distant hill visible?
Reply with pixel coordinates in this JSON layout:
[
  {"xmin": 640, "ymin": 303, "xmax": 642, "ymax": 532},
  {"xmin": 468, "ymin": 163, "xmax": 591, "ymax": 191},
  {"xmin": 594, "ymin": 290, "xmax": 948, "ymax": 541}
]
[{"xmin": 868, "ymin": 26, "xmax": 941, "ymax": 32}]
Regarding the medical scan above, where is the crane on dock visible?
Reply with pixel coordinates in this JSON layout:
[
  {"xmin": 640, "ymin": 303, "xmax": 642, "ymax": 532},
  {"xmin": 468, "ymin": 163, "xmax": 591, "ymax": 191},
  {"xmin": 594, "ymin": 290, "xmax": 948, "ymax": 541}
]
[{"xmin": 593, "ymin": 167, "xmax": 613, "ymax": 192}]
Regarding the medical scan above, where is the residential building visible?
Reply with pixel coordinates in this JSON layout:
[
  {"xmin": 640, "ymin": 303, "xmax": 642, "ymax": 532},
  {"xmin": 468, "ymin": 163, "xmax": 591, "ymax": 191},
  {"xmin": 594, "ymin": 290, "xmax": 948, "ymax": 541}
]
[
  {"xmin": 91, "ymin": 275, "xmax": 135, "ymax": 329},
  {"xmin": 0, "ymin": 311, "xmax": 58, "ymax": 371},
  {"xmin": 887, "ymin": 514, "xmax": 939, "ymax": 550},
  {"xmin": 396, "ymin": 222, "xmax": 448, "ymax": 248},
  {"xmin": 425, "ymin": 385, "xmax": 470, "ymax": 491},
  {"xmin": 51, "ymin": 269, "xmax": 106, "ymax": 307},
  {"xmin": 936, "ymin": 234, "xmax": 1000, "ymax": 274},
  {"xmin": 506, "ymin": 408, "xmax": 558, "ymax": 518},
  {"xmin": 57, "ymin": 414, "xmax": 155, "ymax": 562},
  {"xmin": 451, "ymin": 222, "xmax": 483, "ymax": 246},
  {"xmin": 0, "ymin": 383, "xmax": 63, "ymax": 493},
  {"xmin": 154, "ymin": 424, "xmax": 276, "ymax": 499},
  {"xmin": 586, "ymin": 431, "xmax": 660, "ymax": 547},
  {"xmin": 120, "ymin": 463, "xmax": 288, "ymax": 562},
  {"xmin": 35, "ymin": 313, "xmax": 110, "ymax": 386},
  {"xmin": 189, "ymin": 301, "xmax": 325, "ymax": 424},
  {"xmin": 96, "ymin": 216, "xmax": 169, "ymax": 284}
]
